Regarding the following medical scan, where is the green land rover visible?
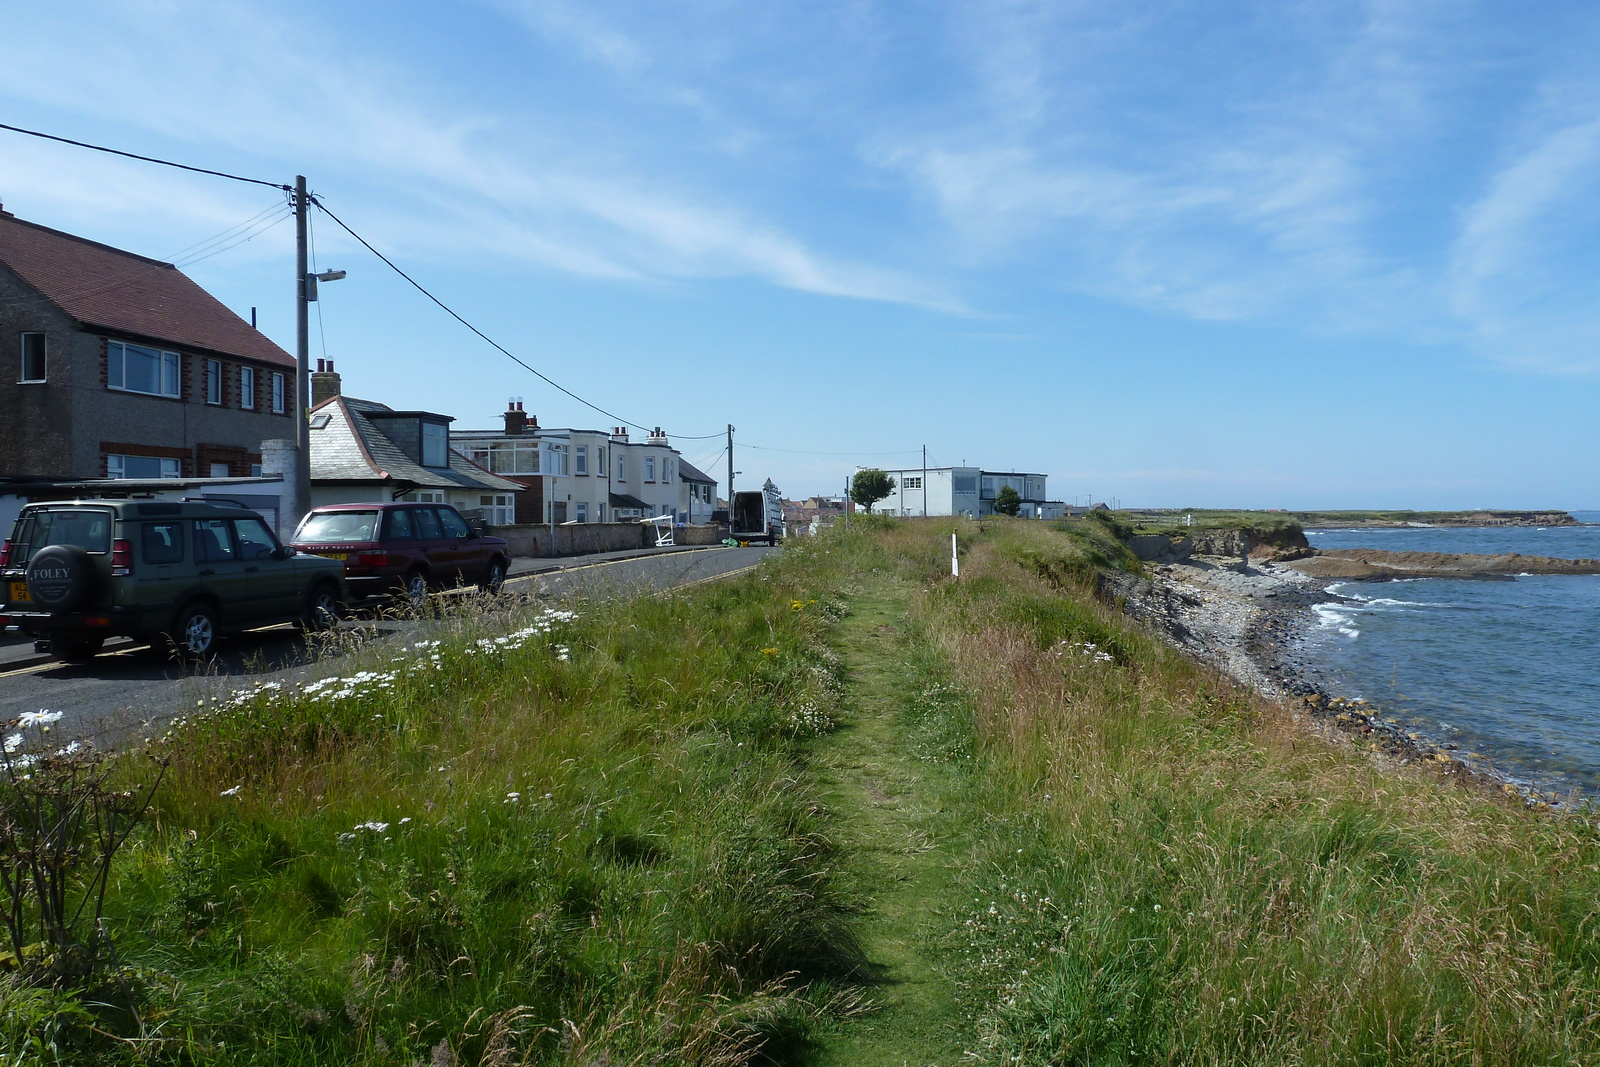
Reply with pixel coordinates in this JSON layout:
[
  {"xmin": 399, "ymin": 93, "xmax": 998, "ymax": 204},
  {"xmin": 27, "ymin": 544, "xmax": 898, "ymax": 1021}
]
[{"xmin": 0, "ymin": 499, "xmax": 347, "ymax": 662}]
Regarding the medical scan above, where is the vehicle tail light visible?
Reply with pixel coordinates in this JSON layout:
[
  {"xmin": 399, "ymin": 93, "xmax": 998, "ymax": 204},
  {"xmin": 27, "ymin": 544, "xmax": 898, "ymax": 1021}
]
[
  {"xmin": 111, "ymin": 538, "xmax": 134, "ymax": 576},
  {"xmin": 0, "ymin": 540, "xmax": 10, "ymax": 568},
  {"xmin": 85, "ymin": 617, "xmax": 110, "ymax": 627},
  {"xmin": 356, "ymin": 552, "xmax": 388, "ymax": 567}
]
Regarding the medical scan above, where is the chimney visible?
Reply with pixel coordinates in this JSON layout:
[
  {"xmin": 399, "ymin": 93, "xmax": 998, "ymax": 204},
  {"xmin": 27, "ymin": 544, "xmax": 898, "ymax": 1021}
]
[
  {"xmin": 0, "ymin": 201, "xmax": 12, "ymax": 219},
  {"xmin": 611, "ymin": 426, "xmax": 629, "ymax": 443},
  {"xmin": 646, "ymin": 425, "xmax": 669, "ymax": 446},
  {"xmin": 310, "ymin": 358, "xmax": 342, "ymax": 407},
  {"xmin": 503, "ymin": 399, "xmax": 528, "ymax": 436}
]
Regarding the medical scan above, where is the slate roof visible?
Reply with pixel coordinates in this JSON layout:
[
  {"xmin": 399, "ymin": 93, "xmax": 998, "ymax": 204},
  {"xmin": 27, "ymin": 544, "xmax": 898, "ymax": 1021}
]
[
  {"xmin": 677, "ymin": 458, "xmax": 717, "ymax": 485},
  {"xmin": 309, "ymin": 395, "xmax": 522, "ymax": 493},
  {"xmin": 609, "ymin": 492, "xmax": 649, "ymax": 510},
  {"xmin": 0, "ymin": 210, "xmax": 293, "ymax": 368}
]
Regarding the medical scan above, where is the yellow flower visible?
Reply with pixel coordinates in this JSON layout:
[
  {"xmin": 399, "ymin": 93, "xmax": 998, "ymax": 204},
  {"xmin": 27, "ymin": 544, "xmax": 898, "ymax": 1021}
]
[{"xmin": 761, "ymin": 647, "xmax": 779, "ymax": 656}]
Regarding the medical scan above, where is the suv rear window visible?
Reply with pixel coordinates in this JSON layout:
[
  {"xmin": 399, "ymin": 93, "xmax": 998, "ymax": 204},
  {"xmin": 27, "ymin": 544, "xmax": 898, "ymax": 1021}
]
[
  {"xmin": 8, "ymin": 508, "xmax": 114, "ymax": 565},
  {"xmin": 297, "ymin": 510, "xmax": 380, "ymax": 543}
]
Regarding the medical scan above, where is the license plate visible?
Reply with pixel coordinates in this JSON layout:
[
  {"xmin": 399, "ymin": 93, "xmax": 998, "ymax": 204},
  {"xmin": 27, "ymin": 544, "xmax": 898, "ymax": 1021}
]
[
  {"xmin": 316, "ymin": 552, "xmax": 348, "ymax": 561},
  {"xmin": 8, "ymin": 582, "xmax": 29, "ymax": 603}
]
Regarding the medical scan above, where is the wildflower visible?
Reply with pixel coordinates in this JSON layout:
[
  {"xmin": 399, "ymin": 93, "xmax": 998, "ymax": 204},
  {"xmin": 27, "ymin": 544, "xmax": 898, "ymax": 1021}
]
[
  {"xmin": 220, "ymin": 786, "xmax": 242, "ymax": 797},
  {"xmin": 399, "ymin": 817, "xmax": 411, "ymax": 825},
  {"xmin": 505, "ymin": 792, "xmax": 521, "ymax": 803},
  {"xmin": 17, "ymin": 709, "xmax": 62, "ymax": 729},
  {"xmin": 337, "ymin": 832, "xmax": 356, "ymax": 843},
  {"xmin": 355, "ymin": 821, "xmax": 389, "ymax": 833},
  {"xmin": 3, "ymin": 734, "xmax": 21, "ymax": 754}
]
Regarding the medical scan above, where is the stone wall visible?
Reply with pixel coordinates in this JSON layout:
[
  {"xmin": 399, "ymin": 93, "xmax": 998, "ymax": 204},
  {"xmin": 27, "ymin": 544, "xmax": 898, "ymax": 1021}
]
[{"xmin": 493, "ymin": 522, "xmax": 729, "ymax": 557}]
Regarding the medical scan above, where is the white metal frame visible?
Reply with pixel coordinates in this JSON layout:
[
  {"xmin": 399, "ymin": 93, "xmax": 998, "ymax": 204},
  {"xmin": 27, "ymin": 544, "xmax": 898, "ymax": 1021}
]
[{"xmin": 645, "ymin": 513, "xmax": 675, "ymax": 546}]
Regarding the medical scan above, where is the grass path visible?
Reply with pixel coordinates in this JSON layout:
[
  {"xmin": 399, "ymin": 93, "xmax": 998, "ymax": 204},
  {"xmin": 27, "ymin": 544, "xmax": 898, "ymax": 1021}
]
[{"xmin": 810, "ymin": 580, "xmax": 972, "ymax": 1066}]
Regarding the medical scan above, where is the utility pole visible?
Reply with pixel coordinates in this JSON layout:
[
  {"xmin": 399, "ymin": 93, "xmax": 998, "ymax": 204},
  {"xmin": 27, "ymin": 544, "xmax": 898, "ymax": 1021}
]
[
  {"xmin": 726, "ymin": 424, "xmax": 735, "ymax": 510},
  {"xmin": 844, "ymin": 474, "xmax": 850, "ymax": 531},
  {"xmin": 922, "ymin": 444, "xmax": 928, "ymax": 518},
  {"xmin": 293, "ymin": 175, "xmax": 311, "ymax": 534}
]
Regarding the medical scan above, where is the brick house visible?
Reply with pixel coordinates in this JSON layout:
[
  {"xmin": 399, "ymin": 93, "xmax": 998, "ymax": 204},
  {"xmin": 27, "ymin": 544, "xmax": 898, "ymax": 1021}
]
[{"xmin": 0, "ymin": 203, "xmax": 297, "ymax": 482}]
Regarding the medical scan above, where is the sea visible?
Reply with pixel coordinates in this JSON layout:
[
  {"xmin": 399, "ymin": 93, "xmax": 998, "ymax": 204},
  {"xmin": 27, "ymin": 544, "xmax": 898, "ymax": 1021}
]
[{"xmin": 1300, "ymin": 513, "xmax": 1600, "ymax": 798}]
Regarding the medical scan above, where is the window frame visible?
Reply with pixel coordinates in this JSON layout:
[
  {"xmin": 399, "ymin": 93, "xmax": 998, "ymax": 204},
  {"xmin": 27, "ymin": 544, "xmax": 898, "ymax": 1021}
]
[
  {"xmin": 240, "ymin": 366, "xmax": 256, "ymax": 410},
  {"xmin": 106, "ymin": 454, "xmax": 181, "ymax": 479},
  {"xmin": 206, "ymin": 358, "xmax": 223, "ymax": 405},
  {"xmin": 270, "ymin": 371, "xmax": 287, "ymax": 414},
  {"xmin": 19, "ymin": 332, "xmax": 46, "ymax": 383},
  {"xmin": 644, "ymin": 456, "xmax": 655, "ymax": 482},
  {"xmin": 574, "ymin": 444, "xmax": 588, "ymax": 475},
  {"xmin": 107, "ymin": 340, "xmax": 181, "ymax": 399}
]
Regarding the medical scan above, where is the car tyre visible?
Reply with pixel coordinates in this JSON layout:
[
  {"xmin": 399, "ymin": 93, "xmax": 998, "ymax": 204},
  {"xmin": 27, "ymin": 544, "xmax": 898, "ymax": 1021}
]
[
  {"xmin": 400, "ymin": 568, "xmax": 430, "ymax": 610},
  {"xmin": 299, "ymin": 582, "xmax": 341, "ymax": 632},
  {"xmin": 54, "ymin": 633, "xmax": 105, "ymax": 663},
  {"xmin": 479, "ymin": 558, "xmax": 507, "ymax": 594},
  {"xmin": 172, "ymin": 603, "xmax": 220, "ymax": 658}
]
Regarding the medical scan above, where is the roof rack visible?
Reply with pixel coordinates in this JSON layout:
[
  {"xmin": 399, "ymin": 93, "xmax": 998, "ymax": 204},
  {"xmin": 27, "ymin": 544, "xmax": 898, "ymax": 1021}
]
[{"xmin": 183, "ymin": 496, "xmax": 250, "ymax": 509}]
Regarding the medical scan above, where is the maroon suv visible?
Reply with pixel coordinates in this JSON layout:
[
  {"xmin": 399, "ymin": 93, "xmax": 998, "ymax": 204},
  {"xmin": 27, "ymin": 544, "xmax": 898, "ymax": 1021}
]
[{"xmin": 290, "ymin": 502, "xmax": 510, "ymax": 604}]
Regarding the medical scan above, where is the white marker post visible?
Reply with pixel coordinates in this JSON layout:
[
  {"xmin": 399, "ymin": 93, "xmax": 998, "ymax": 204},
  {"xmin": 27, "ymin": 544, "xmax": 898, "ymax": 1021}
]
[{"xmin": 951, "ymin": 532, "xmax": 959, "ymax": 578}]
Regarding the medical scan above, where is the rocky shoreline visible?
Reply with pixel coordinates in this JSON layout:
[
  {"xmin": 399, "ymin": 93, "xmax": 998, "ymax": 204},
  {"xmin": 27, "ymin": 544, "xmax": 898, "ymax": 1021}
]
[{"xmin": 1103, "ymin": 554, "xmax": 1582, "ymax": 813}]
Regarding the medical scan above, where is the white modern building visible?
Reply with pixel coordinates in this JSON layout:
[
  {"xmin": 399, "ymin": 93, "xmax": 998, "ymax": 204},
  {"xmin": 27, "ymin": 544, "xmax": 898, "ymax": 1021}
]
[{"xmin": 869, "ymin": 466, "xmax": 1063, "ymax": 519}]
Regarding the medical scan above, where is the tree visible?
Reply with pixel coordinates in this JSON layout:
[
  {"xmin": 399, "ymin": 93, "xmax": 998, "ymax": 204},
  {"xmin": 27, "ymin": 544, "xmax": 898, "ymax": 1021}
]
[
  {"xmin": 851, "ymin": 469, "xmax": 896, "ymax": 513},
  {"xmin": 994, "ymin": 485, "xmax": 1022, "ymax": 516}
]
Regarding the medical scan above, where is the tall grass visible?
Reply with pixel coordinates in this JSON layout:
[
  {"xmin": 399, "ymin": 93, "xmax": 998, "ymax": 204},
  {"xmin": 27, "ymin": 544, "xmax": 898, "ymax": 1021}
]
[
  {"xmin": 902, "ymin": 520, "xmax": 1600, "ymax": 1064},
  {"xmin": 19, "ymin": 567, "xmax": 864, "ymax": 1065}
]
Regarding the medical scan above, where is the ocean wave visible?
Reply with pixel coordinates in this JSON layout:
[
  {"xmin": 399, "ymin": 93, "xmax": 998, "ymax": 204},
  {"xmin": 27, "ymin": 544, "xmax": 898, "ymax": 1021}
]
[{"xmin": 1312, "ymin": 602, "xmax": 1360, "ymax": 639}]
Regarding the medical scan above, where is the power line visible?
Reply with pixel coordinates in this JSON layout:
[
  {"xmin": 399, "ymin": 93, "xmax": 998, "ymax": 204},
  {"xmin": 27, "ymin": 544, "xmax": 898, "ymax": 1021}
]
[
  {"xmin": 0, "ymin": 122, "xmax": 728, "ymax": 443},
  {"xmin": 161, "ymin": 198, "xmax": 289, "ymax": 263},
  {"xmin": 0, "ymin": 121, "xmax": 289, "ymax": 190},
  {"xmin": 172, "ymin": 208, "xmax": 293, "ymax": 269},
  {"xmin": 309, "ymin": 195, "xmax": 721, "ymax": 440}
]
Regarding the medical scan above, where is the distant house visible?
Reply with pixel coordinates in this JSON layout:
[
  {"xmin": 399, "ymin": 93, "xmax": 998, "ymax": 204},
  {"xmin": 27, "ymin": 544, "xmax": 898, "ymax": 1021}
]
[
  {"xmin": 305, "ymin": 362, "xmax": 521, "ymax": 523},
  {"xmin": 454, "ymin": 402, "xmax": 717, "ymax": 525},
  {"xmin": 678, "ymin": 458, "xmax": 718, "ymax": 524},
  {"xmin": 0, "ymin": 202, "xmax": 298, "ymax": 483}
]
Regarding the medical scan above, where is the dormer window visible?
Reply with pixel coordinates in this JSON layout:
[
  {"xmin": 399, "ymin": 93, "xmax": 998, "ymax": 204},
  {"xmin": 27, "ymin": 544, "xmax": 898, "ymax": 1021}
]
[{"xmin": 422, "ymin": 420, "xmax": 449, "ymax": 468}]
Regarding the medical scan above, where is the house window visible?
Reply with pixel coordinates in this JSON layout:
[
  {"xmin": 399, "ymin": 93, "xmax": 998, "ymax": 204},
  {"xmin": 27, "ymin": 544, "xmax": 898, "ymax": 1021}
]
[
  {"xmin": 250, "ymin": 463, "xmax": 263, "ymax": 477},
  {"xmin": 478, "ymin": 494, "xmax": 514, "ymax": 525},
  {"xmin": 597, "ymin": 447, "xmax": 605, "ymax": 470},
  {"xmin": 107, "ymin": 454, "xmax": 181, "ymax": 479},
  {"xmin": 953, "ymin": 476, "xmax": 977, "ymax": 494},
  {"xmin": 575, "ymin": 501, "xmax": 588, "ymax": 523},
  {"xmin": 270, "ymin": 372, "xmax": 287, "ymax": 414},
  {"xmin": 616, "ymin": 456, "xmax": 625, "ymax": 481},
  {"xmin": 107, "ymin": 340, "xmax": 180, "ymax": 398},
  {"xmin": 240, "ymin": 367, "xmax": 256, "ymax": 409},
  {"xmin": 206, "ymin": 359, "xmax": 222, "ymax": 404},
  {"xmin": 904, "ymin": 476, "xmax": 922, "ymax": 490},
  {"xmin": 400, "ymin": 490, "xmax": 445, "ymax": 504},
  {"xmin": 544, "ymin": 443, "xmax": 568, "ymax": 477},
  {"xmin": 597, "ymin": 503, "xmax": 606, "ymax": 522},
  {"xmin": 209, "ymin": 463, "xmax": 230, "ymax": 478},
  {"xmin": 574, "ymin": 445, "xmax": 588, "ymax": 475},
  {"xmin": 981, "ymin": 476, "xmax": 995, "ymax": 498},
  {"xmin": 421, "ymin": 421, "xmax": 448, "ymax": 467},
  {"xmin": 20, "ymin": 333, "xmax": 46, "ymax": 383},
  {"xmin": 645, "ymin": 457, "xmax": 655, "ymax": 482},
  {"xmin": 472, "ymin": 441, "xmax": 539, "ymax": 474}
]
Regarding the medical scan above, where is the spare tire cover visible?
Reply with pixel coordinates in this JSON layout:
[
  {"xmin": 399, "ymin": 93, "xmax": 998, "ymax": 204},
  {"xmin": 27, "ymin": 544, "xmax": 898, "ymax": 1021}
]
[{"xmin": 25, "ymin": 544, "xmax": 101, "ymax": 612}]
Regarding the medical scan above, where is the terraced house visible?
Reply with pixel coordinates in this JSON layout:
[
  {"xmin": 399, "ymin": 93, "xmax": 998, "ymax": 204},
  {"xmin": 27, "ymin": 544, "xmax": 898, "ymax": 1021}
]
[{"xmin": 0, "ymin": 203, "xmax": 296, "ymax": 484}]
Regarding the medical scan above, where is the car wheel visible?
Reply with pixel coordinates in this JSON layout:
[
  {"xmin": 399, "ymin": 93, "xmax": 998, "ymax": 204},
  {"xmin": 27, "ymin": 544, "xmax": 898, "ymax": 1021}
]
[
  {"xmin": 300, "ymin": 583, "xmax": 341, "ymax": 632},
  {"xmin": 401, "ymin": 568, "xmax": 430, "ymax": 609},
  {"xmin": 479, "ymin": 558, "xmax": 507, "ymax": 594},
  {"xmin": 54, "ymin": 633, "xmax": 105, "ymax": 663},
  {"xmin": 173, "ymin": 603, "xmax": 219, "ymax": 658}
]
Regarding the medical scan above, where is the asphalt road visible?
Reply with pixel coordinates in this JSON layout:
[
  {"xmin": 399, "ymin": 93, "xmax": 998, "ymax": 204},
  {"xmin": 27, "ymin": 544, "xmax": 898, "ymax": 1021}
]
[{"xmin": 0, "ymin": 544, "xmax": 776, "ymax": 746}]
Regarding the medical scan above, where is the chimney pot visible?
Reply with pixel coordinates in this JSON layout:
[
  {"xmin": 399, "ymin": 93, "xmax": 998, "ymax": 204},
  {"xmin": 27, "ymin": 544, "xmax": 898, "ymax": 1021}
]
[
  {"xmin": 504, "ymin": 402, "xmax": 529, "ymax": 436},
  {"xmin": 309, "ymin": 359, "xmax": 343, "ymax": 407}
]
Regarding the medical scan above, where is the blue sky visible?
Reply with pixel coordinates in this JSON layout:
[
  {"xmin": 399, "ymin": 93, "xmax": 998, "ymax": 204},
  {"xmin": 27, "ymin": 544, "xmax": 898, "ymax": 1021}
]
[{"xmin": 3, "ymin": 1, "xmax": 1598, "ymax": 508}]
